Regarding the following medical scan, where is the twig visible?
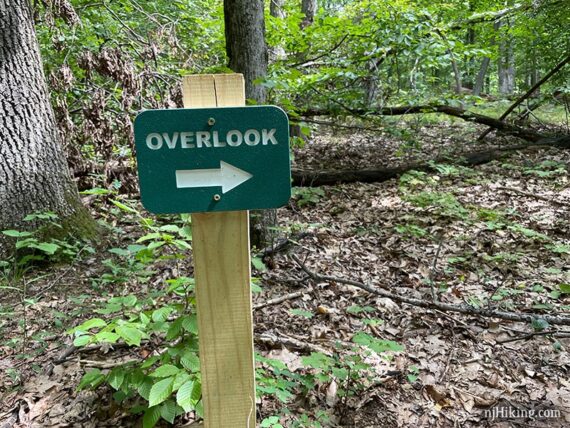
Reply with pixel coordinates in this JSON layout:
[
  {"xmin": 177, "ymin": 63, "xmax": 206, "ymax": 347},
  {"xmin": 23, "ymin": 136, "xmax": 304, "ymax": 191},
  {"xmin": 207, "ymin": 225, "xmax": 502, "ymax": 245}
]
[
  {"xmin": 496, "ymin": 329, "xmax": 570, "ymax": 344},
  {"xmin": 438, "ymin": 338, "xmax": 455, "ymax": 384},
  {"xmin": 257, "ymin": 232, "xmax": 311, "ymax": 258},
  {"xmin": 495, "ymin": 186, "xmax": 570, "ymax": 208},
  {"xmin": 79, "ymin": 358, "xmax": 139, "ymax": 369},
  {"xmin": 253, "ymin": 291, "xmax": 305, "ymax": 310},
  {"xmin": 289, "ymin": 34, "xmax": 349, "ymax": 68},
  {"xmin": 256, "ymin": 330, "xmax": 332, "ymax": 356},
  {"xmin": 428, "ymin": 240, "xmax": 443, "ymax": 301},
  {"xmin": 290, "ymin": 255, "xmax": 570, "ymax": 326}
]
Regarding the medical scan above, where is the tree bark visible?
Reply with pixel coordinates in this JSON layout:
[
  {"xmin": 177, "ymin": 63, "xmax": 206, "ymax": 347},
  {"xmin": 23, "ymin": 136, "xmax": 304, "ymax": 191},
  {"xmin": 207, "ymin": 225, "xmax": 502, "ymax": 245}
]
[
  {"xmin": 224, "ymin": 0, "xmax": 268, "ymax": 103},
  {"xmin": 301, "ymin": 0, "xmax": 317, "ymax": 28},
  {"xmin": 497, "ymin": 19, "xmax": 515, "ymax": 95},
  {"xmin": 270, "ymin": 0, "xmax": 285, "ymax": 19},
  {"xmin": 223, "ymin": 0, "xmax": 273, "ymax": 249},
  {"xmin": 473, "ymin": 57, "xmax": 490, "ymax": 96},
  {"xmin": 0, "ymin": 0, "xmax": 96, "ymax": 253}
]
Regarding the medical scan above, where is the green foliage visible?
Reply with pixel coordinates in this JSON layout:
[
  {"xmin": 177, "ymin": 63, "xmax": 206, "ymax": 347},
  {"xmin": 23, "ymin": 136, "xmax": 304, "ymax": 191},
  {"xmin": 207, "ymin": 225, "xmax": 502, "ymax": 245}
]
[
  {"xmin": 405, "ymin": 191, "xmax": 468, "ymax": 219},
  {"xmin": 292, "ymin": 187, "xmax": 326, "ymax": 207},
  {"xmin": 69, "ymin": 204, "xmax": 201, "ymax": 427},
  {"xmin": 1, "ymin": 212, "xmax": 91, "ymax": 273}
]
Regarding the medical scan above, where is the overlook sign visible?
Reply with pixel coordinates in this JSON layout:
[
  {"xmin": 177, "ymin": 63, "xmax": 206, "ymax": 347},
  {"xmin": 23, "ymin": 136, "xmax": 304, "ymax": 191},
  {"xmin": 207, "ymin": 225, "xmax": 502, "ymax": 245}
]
[{"xmin": 134, "ymin": 106, "xmax": 291, "ymax": 214}]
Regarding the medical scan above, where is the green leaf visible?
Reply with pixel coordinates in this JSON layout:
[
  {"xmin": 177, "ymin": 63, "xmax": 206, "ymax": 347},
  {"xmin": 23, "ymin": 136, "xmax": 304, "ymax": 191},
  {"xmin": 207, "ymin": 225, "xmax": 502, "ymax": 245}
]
[
  {"xmin": 559, "ymin": 284, "xmax": 570, "ymax": 294},
  {"xmin": 173, "ymin": 372, "xmax": 192, "ymax": 391},
  {"xmin": 140, "ymin": 356, "xmax": 160, "ymax": 369},
  {"xmin": 173, "ymin": 239, "xmax": 192, "ymax": 250},
  {"xmin": 302, "ymin": 352, "xmax": 333, "ymax": 370},
  {"xmin": 150, "ymin": 365, "xmax": 180, "ymax": 378},
  {"xmin": 138, "ymin": 377, "xmax": 153, "ymax": 400},
  {"xmin": 152, "ymin": 307, "xmax": 173, "ymax": 322},
  {"xmin": 180, "ymin": 352, "xmax": 200, "ymax": 372},
  {"xmin": 143, "ymin": 405, "xmax": 161, "ymax": 428},
  {"xmin": 182, "ymin": 315, "xmax": 198, "ymax": 334},
  {"xmin": 137, "ymin": 232, "xmax": 162, "ymax": 243},
  {"xmin": 289, "ymin": 309, "xmax": 314, "ymax": 319},
  {"xmin": 532, "ymin": 318, "xmax": 550, "ymax": 331},
  {"xmin": 2, "ymin": 230, "xmax": 32, "ymax": 238},
  {"xmin": 80, "ymin": 187, "xmax": 111, "ymax": 195},
  {"xmin": 261, "ymin": 416, "xmax": 280, "ymax": 427},
  {"xmin": 191, "ymin": 380, "xmax": 202, "ymax": 402},
  {"xmin": 29, "ymin": 242, "xmax": 60, "ymax": 255},
  {"xmin": 73, "ymin": 334, "xmax": 91, "ymax": 347},
  {"xmin": 149, "ymin": 377, "xmax": 175, "ymax": 407},
  {"xmin": 352, "ymin": 332, "xmax": 404, "ymax": 353},
  {"xmin": 110, "ymin": 199, "xmax": 138, "ymax": 214},
  {"xmin": 116, "ymin": 325, "xmax": 143, "ymax": 346},
  {"xmin": 252, "ymin": 256, "xmax": 267, "ymax": 272},
  {"xmin": 77, "ymin": 369, "xmax": 105, "ymax": 391},
  {"xmin": 176, "ymin": 380, "xmax": 195, "ymax": 412},
  {"xmin": 94, "ymin": 331, "xmax": 120, "ymax": 343},
  {"xmin": 160, "ymin": 399, "xmax": 177, "ymax": 424},
  {"xmin": 73, "ymin": 318, "xmax": 107, "ymax": 333},
  {"xmin": 108, "ymin": 368, "xmax": 126, "ymax": 390}
]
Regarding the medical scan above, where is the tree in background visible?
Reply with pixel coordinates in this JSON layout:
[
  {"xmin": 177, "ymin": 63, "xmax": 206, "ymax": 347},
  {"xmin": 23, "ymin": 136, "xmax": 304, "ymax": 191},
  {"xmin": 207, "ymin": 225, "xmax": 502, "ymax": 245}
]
[
  {"xmin": 0, "ymin": 0, "xmax": 96, "ymax": 251},
  {"xmin": 223, "ymin": 0, "xmax": 274, "ymax": 248},
  {"xmin": 224, "ymin": 0, "xmax": 268, "ymax": 103}
]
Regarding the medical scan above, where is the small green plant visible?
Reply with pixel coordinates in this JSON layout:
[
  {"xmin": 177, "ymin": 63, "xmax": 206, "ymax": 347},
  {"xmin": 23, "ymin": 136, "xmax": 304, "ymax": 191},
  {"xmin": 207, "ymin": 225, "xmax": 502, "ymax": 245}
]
[
  {"xmin": 395, "ymin": 224, "xmax": 428, "ymax": 238},
  {"xmin": 1, "ymin": 212, "xmax": 90, "ymax": 275},
  {"xmin": 70, "ymin": 276, "xmax": 202, "ymax": 427},
  {"xmin": 524, "ymin": 160, "xmax": 566, "ymax": 178},
  {"xmin": 292, "ymin": 187, "xmax": 325, "ymax": 207},
  {"xmin": 404, "ymin": 191, "xmax": 468, "ymax": 219}
]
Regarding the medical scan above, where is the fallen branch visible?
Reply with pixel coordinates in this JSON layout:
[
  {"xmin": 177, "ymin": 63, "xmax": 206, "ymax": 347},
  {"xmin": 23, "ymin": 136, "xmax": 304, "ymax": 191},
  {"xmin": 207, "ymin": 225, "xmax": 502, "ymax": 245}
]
[
  {"xmin": 257, "ymin": 232, "xmax": 312, "ymax": 259},
  {"xmin": 257, "ymin": 329, "xmax": 332, "ymax": 356},
  {"xmin": 495, "ymin": 186, "xmax": 570, "ymax": 208},
  {"xmin": 292, "ymin": 135, "xmax": 570, "ymax": 186},
  {"xmin": 291, "ymin": 255, "xmax": 570, "ymax": 326},
  {"xmin": 301, "ymin": 104, "xmax": 545, "ymax": 142},
  {"xmin": 478, "ymin": 53, "xmax": 570, "ymax": 140},
  {"xmin": 253, "ymin": 291, "xmax": 305, "ymax": 310},
  {"xmin": 495, "ymin": 329, "xmax": 570, "ymax": 344}
]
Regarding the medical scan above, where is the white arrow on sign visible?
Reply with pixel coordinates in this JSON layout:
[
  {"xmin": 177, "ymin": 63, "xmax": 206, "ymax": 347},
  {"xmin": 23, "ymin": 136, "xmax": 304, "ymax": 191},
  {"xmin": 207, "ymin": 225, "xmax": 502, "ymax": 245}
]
[{"xmin": 175, "ymin": 161, "xmax": 253, "ymax": 193}]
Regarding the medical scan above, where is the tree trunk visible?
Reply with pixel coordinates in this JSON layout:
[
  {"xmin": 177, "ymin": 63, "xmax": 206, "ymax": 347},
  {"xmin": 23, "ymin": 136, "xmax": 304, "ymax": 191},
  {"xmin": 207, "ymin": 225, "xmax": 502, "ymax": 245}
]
[
  {"xmin": 269, "ymin": 0, "xmax": 286, "ymax": 61},
  {"xmin": 473, "ymin": 57, "xmax": 490, "ymax": 96},
  {"xmin": 270, "ymin": 0, "xmax": 285, "ymax": 18},
  {"xmin": 0, "ymin": 0, "xmax": 96, "ymax": 254},
  {"xmin": 497, "ymin": 19, "xmax": 515, "ymax": 95},
  {"xmin": 301, "ymin": 0, "xmax": 317, "ymax": 28},
  {"xmin": 224, "ymin": 0, "xmax": 268, "ymax": 104},
  {"xmin": 224, "ymin": 0, "xmax": 274, "ymax": 249}
]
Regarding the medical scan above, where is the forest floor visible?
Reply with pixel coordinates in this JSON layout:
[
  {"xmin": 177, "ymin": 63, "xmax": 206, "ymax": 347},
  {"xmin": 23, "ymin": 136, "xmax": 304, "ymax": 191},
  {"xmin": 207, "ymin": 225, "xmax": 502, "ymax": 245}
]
[{"xmin": 1, "ymin": 111, "xmax": 570, "ymax": 427}]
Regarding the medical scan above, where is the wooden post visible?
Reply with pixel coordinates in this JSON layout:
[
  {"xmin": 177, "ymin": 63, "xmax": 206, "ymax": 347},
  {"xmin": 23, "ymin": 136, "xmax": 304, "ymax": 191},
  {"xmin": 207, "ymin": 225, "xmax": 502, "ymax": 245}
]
[{"xmin": 182, "ymin": 74, "xmax": 256, "ymax": 428}]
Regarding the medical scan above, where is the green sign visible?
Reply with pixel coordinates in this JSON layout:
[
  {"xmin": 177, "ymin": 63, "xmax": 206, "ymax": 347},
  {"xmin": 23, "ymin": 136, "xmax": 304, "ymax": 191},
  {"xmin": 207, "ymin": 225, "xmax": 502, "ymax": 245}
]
[{"xmin": 134, "ymin": 106, "xmax": 291, "ymax": 214}]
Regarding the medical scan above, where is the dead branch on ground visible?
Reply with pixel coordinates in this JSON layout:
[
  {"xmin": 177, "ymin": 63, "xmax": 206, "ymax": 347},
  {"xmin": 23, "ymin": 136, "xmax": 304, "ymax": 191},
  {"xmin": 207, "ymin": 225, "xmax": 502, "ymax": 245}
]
[{"xmin": 291, "ymin": 255, "xmax": 570, "ymax": 327}]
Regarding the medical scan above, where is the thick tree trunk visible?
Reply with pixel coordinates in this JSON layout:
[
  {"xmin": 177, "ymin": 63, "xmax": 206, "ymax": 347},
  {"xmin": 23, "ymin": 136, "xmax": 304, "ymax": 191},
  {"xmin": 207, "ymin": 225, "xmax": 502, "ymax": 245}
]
[
  {"xmin": 301, "ymin": 0, "xmax": 317, "ymax": 28},
  {"xmin": 224, "ymin": 0, "xmax": 274, "ymax": 249},
  {"xmin": 0, "ymin": 0, "xmax": 96, "ymax": 253},
  {"xmin": 224, "ymin": 0, "xmax": 268, "ymax": 104}
]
